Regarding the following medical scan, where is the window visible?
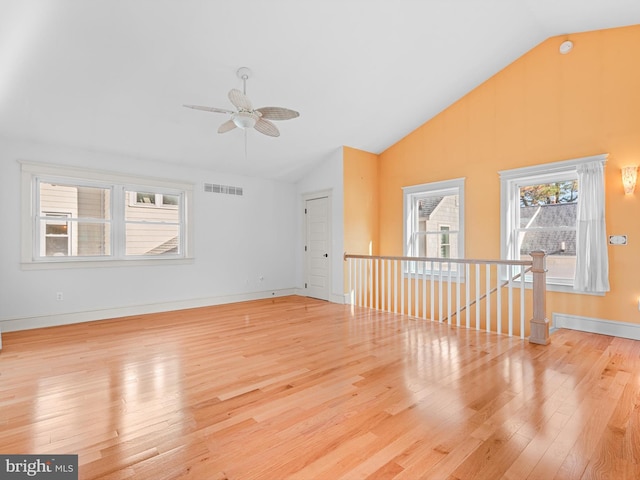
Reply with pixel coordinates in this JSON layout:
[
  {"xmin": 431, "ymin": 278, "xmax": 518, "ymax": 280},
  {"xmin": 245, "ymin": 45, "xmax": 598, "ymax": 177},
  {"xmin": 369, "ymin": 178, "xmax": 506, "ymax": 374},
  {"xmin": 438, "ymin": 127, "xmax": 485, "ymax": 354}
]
[
  {"xmin": 403, "ymin": 178, "xmax": 464, "ymax": 265},
  {"xmin": 21, "ymin": 161, "xmax": 193, "ymax": 268},
  {"xmin": 38, "ymin": 182, "xmax": 112, "ymax": 258},
  {"xmin": 439, "ymin": 225, "xmax": 451, "ymax": 258},
  {"xmin": 500, "ymin": 154, "xmax": 607, "ymax": 289}
]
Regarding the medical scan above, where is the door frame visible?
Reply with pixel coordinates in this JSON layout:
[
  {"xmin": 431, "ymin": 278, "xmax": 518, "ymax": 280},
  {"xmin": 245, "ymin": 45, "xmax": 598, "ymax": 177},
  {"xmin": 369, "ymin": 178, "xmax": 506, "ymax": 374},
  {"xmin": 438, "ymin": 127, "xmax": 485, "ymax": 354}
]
[{"xmin": 302, "ymin": 189, "xmax": 332, "ymax": 301}]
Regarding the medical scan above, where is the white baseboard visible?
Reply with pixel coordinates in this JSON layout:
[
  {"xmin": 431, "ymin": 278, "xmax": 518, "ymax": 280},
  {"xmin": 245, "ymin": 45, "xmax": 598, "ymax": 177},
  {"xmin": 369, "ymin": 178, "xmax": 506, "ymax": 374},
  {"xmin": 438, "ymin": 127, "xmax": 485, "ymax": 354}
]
[
  {"xmin": 0, "ymin": 288, "xmax": 297, "ymax": 333},
  {"xmin": 553, "ymin": 313, "xmax": 640, "ymax": 341},
  {"xmin": 294, "ymin": 288, "xmax": 349, "ymax": 305},
  {"xmin": 331, "ymin": 292, "xmax": 350, "ymax": 304}
]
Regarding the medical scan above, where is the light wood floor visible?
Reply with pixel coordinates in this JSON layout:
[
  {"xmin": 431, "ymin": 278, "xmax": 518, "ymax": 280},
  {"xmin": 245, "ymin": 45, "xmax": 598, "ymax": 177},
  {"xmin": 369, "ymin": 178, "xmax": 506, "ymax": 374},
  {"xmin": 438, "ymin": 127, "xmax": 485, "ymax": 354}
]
[{"xmin": 1, "ymin": 296, "xmax": 639, "ymax": 479}]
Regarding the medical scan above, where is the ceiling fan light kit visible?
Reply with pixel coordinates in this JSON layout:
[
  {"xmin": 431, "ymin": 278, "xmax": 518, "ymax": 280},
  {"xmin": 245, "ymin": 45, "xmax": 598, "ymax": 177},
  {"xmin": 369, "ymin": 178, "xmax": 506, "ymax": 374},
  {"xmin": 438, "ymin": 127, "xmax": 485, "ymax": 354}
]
[
  {"xmin": 232, "ymin": 111, "xmax": 258, "ymax": 129},
  {"xmin": 184, "ymin": 67, "xmax": 299, "ymax": 138}
]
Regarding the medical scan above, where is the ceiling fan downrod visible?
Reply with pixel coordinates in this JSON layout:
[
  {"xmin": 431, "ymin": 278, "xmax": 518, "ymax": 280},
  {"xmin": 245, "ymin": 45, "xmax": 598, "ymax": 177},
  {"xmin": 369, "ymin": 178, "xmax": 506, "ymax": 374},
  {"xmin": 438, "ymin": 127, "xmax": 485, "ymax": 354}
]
[{"xmin": 236, "ymin": 67, "xmax": 252, "ymax": 95}]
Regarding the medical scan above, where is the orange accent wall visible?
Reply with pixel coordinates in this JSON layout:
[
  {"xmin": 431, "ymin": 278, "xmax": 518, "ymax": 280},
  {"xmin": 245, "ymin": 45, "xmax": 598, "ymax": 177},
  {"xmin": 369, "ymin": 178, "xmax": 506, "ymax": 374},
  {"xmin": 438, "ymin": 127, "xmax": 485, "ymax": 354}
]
[
  {"xmin": 343, "ymin": 146, "xmax": 379, "ymax": 257},
  {"xmin": 347, "ymin": 25, "xmax": 640, "ymax": 325}
]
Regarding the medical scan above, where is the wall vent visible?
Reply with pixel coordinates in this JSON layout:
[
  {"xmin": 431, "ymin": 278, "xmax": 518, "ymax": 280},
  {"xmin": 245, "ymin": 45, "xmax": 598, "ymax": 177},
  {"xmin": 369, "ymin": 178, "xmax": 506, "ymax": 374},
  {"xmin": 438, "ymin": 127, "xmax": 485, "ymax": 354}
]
[{"xmin": 204, "ymin": 183, "xmax": 243, "ymax": 196}]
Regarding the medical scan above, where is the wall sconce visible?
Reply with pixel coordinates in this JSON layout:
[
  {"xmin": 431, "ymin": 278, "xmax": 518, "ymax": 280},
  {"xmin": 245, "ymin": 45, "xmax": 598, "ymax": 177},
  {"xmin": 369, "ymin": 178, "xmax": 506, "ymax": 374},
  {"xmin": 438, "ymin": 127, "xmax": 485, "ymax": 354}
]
[{"xmin": 622, "ymin": 165, "xmax": 638, "ymax": 195}]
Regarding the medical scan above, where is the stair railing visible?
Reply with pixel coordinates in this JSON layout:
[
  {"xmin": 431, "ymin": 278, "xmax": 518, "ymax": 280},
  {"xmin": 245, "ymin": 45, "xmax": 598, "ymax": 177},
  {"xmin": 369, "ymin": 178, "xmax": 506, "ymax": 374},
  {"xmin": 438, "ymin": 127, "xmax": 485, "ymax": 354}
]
[{"xmin": 344, "ymin": 251, "xmax": 549, "ymax": 344}]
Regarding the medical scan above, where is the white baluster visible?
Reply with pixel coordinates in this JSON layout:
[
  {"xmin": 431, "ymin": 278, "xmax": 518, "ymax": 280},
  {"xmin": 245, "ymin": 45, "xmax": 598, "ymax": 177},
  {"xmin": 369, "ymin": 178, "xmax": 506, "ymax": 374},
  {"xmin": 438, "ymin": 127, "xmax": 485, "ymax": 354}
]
[
  {"xmin": 381, "ymin": 258, "xmax": 385, "ymax": 312},
  {"xmin": 394, "ymin": 260, "xmax": 398, "ymax": 314},
  {"xmin": 465, "ymin": 263, "xmax": 470, "ymax": 328},
  {"xmin": 430, "ymin": 261, "xmax": 435, "ymax": 321},
  {"xmin": 508, "ymin": 264, "xmax": 513, "ymax": 337},
  {"xmin": 387, "ymin": 259, "xmax": 392, "ymax": 313},
  {"xmin": 456, "ymin": 262, "xmax": 461, "ymax": 327},
  {"xmin": 486, "ymin": 265, "xmax": 491, "ymax": 332},
  {"xmin": 422, "ymin": 262, "xmax": 427, "ymax": 320},
  {"xmin": 475, "ymin": 264, "xmax": 480, "ymax": 330},
  {"xmin": 414, "ymin": 261, "xmax": 419, "ymax": 318},
  {"xmin": 438, "ymin": 263, "xmax": 444, "ymax": 321},
  {"xmin": 497, "ymin": 264, "xmax": 502, "ymax": 335},
  {"xmin": 407, "ymin": 260, "xmax": 412, "ymax": 317},
  {"xmin": 447, "ymin": 263, "xmax": 452, "ymax": 324},
  {"xmin": 520, "ymin": 265, "xmax": 525, "ymax": 338}
]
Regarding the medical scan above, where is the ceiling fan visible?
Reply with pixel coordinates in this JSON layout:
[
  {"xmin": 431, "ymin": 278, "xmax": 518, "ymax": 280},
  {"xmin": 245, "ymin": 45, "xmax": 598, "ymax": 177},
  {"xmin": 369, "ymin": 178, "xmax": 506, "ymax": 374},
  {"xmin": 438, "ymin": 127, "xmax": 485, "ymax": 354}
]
[{"xmin": 184, "ymin": 67, "xmax": 299, "ymax": 137}]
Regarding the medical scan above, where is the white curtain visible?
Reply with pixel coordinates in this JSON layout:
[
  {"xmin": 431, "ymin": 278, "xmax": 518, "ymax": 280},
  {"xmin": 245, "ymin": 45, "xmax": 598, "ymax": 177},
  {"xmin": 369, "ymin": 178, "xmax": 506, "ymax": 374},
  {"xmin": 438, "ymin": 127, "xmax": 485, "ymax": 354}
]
[{"xmin": 574, "ymin": 161, "xmax": 610, "ymax": 293}]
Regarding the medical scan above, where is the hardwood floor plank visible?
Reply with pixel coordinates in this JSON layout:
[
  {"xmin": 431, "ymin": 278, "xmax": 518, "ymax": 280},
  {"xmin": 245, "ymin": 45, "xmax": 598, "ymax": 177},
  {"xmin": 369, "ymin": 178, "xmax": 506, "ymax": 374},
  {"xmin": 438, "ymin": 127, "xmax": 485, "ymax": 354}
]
[{"xmin": 1, "ymin": 296, "xmax": 640, "ymax": 479}]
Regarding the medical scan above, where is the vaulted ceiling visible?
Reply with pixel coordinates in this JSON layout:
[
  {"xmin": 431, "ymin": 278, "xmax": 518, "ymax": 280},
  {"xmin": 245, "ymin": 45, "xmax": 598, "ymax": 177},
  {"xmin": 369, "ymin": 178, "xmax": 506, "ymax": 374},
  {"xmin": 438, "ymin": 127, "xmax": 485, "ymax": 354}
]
[{"xmin": 1, "ymin": 1, "xmax": 639, "ymax": 181}]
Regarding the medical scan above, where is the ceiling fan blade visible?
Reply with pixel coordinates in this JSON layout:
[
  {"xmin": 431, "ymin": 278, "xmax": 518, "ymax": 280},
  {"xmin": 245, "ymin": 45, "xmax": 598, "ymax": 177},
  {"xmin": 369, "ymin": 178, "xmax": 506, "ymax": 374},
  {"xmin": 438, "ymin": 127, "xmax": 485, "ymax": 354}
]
[
  {"xmin": 183, "ymin": 104, "xmax": 234, "ymax": 114},
  {"xmin": 256, "ymin": 107, "xmax": 300, "ymax": 121},
  {"xmin": 217, "ymin": 119, "xmax": 237, "ymax": 134},
  {"xmin": 254, "ymin": 118, "xmax": 280, "ymax": 137},
  {"xmin": 228, "ymin": 89, "xmax": 252, "ymax": 110}
]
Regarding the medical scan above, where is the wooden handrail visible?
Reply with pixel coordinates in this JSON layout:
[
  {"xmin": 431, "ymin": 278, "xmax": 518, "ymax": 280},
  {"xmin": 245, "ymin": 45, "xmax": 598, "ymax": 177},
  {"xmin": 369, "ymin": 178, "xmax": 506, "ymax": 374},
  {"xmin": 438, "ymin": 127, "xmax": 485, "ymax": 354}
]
[{"xmin": 344, "ymin": 253, "xmax": 533, "ymax": 267}]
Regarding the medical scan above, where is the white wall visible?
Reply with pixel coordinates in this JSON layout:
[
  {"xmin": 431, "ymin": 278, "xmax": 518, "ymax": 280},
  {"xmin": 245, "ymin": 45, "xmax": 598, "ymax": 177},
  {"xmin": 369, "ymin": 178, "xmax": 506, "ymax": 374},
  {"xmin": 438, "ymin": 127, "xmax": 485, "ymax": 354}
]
[
  {"xmin": 0, "ymin": 137, "xmax": 298, "ymax": 331},
  {"xmin": 295, "ymin": 147, "xmax": 344, "ymax": 302}
]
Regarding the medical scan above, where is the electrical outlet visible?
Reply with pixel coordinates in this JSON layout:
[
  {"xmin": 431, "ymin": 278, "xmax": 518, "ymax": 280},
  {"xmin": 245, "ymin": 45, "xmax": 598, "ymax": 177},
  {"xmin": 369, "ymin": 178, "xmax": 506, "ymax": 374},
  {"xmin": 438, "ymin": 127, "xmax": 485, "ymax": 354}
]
[{"xmin": 56, "ymin": 292, "xmax": 64, "ymax": 301}]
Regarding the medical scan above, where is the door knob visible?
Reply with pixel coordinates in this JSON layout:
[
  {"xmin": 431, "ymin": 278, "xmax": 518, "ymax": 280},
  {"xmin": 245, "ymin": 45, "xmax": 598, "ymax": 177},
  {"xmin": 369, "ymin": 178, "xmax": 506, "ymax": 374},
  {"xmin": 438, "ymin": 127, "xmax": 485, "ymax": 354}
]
[{"xmin": 323, "ymin": 253, "xmax": 328, "ymax": 257}]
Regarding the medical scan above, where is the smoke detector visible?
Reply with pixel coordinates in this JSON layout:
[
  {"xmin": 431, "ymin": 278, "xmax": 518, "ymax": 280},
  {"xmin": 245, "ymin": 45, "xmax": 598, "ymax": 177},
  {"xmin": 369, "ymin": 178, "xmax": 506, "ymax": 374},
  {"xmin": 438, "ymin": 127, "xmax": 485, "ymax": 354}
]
[{"xmin": 559, "ymin": 40, "xmax": 573, "ymax": 54}]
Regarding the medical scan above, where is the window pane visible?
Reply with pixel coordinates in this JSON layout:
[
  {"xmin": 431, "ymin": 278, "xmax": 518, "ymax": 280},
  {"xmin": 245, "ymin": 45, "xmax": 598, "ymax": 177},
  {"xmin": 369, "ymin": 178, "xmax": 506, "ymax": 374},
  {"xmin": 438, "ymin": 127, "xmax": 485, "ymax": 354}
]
[
  {"xmin": 521, "ymin": 253, "xmax": 576, "ymax": 282},
  {"xmin": 46, "ymin": 223, "xmax": 68, "ymax": 235},
  {"xmin": 126, "ymin": 224, "xmax": 180, "ymax": 256},
  {"xmin": 414, "ymin": 194, "xmax": 459, "ymax": 258},
  {"xmin": 519, "ymin": 181, "xmax": 578, "ymax": 228},
  {"xmin": 162, "ymin": 194, "xmax": 179, "ymax": 206},
  {"xmin": 41, "ymin": 220, "xmax": 110, "ymax": 257},
  {"xmin": 77, "ymin": 222, "xmax": 111, "ymax": 256},
  {"xmin": 46, "ymin": 237, "xmax": 69, "ymax": 256},
  {"xmin": 520, "ymin": 204, "xmax": 577, "ymax": 228},
  {"xmin": 440, "ymin": 226, "xmax": 451, "ymax": 258},
  {"xmin": 413, "ymin": 231, "xmax": 458, "ymax": 259},
  {"xmin": 40, "ymin": 183, "xmax": 111, "ymax": 219},
  {"xmin": 126, "ymin": 191, "xmax": 180, "ymax": 221},
  {"xmin": 136, "ymin": 192, "xmax": 156, "ymax": 204},
  {"xmin": 519, "ymin": 230, "xmax": 575, "ymax": 256},
  {"xmin": 38, "ymin": 183, "xmax": 111, "ymax": 258}
]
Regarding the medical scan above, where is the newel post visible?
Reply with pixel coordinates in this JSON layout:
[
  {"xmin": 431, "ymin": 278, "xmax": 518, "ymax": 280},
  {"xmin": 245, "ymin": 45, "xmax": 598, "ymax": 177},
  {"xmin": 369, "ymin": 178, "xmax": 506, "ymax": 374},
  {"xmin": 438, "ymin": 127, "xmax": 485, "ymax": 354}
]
[{"xmin": 529, "ymin": 251, "xmax": 550, "ymax": 345}]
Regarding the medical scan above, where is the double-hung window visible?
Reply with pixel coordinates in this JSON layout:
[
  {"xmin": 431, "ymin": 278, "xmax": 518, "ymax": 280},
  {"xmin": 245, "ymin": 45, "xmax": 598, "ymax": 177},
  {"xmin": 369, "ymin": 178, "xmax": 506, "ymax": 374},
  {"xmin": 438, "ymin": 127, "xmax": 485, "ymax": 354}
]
[
  {"xmin": 500, "ymin": 154, "xmax": 607, "ymax": 290},
  {"xmin": 403, "ymin": 178, "xmax": 464, "ymax": 272},
  {"xmin": 21, "ymin": 162, "xmax": 193, "ymax": 267}
]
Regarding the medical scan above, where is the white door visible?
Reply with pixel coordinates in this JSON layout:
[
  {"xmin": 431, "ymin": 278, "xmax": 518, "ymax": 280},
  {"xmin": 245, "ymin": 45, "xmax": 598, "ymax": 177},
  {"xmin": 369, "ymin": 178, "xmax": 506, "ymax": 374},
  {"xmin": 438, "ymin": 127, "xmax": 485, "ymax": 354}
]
[{"xmin": 305, "ymin": 196, "xmax": 330, "ymax": 300}]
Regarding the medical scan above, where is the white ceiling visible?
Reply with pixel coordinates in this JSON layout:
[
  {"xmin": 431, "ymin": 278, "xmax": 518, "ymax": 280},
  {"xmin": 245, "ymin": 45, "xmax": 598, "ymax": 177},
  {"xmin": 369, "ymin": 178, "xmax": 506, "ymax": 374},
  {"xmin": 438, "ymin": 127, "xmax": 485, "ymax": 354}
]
[{"xmin": 1, "ymin": 1, "xmax": 639, "ymax": 182}]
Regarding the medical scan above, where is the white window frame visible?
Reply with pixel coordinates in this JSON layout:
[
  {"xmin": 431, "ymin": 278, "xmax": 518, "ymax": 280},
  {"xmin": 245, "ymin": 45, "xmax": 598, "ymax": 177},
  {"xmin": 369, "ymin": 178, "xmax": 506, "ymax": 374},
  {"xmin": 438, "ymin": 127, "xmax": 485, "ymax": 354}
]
[
  {"xmin": 499, "ymin": 154, "xmax": 607, "ymax": 294},
  {"xmin": 403, "ymin": 178, "xmax": 465, "ymax": 274},
  {"xmin": 21, "ymin": 161, "xmax": 194, "ymax": 269}
]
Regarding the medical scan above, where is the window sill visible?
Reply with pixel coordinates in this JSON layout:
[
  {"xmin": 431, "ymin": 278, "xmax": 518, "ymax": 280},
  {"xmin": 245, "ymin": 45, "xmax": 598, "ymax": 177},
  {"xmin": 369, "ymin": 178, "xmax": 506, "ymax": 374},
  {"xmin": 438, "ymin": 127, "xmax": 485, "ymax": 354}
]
[
  {"xmin": 510, "ymin": 280, "xmax": 605, "ymax": 296},
  {"xmin": 546, "ymin": 282, "xmax": 605, "ymax": 296},
  {"xmin": 21, "ymin": 257, "xmax": 194, "ymax": 270}
]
